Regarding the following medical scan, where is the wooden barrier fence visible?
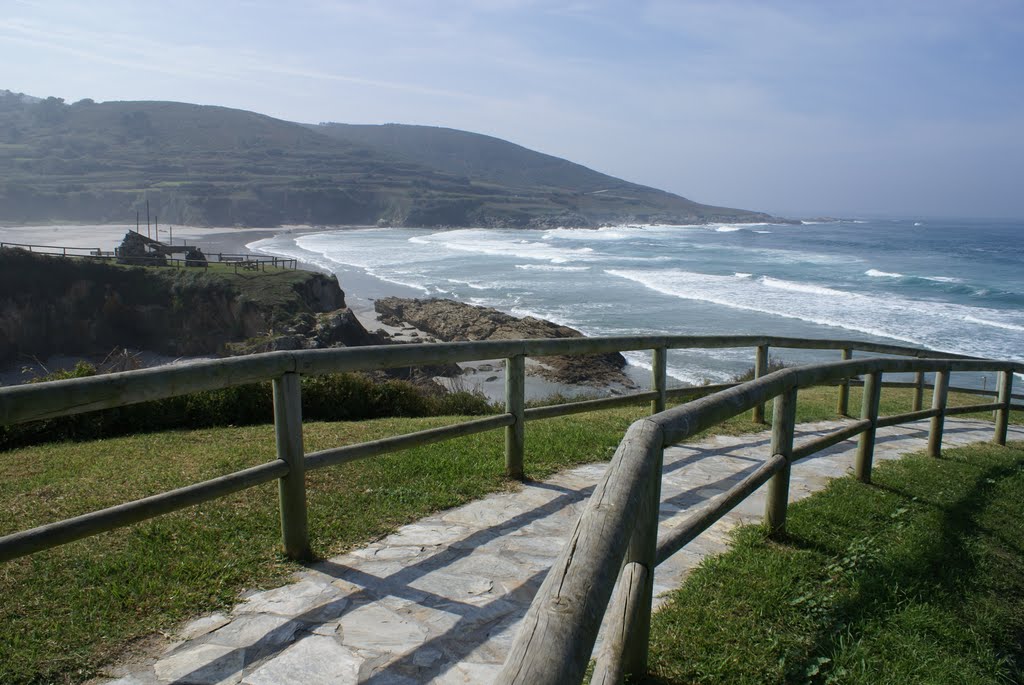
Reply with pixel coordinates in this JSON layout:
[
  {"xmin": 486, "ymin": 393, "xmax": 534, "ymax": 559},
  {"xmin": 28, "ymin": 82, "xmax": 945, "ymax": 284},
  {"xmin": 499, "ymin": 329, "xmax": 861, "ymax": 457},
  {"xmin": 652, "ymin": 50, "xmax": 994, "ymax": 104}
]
[
  {"xmin": 0, "ymin": 335, "xmax": 1019, "ymax": 566},
  {"xmin": 0, "ymin": 335, "xmax": 1021, "ymax": 682},
  {"xmin": 0, "ymin": 242, "xmax": 297, "ymax": 270},
  {"xmin": 496, "ymin": 355, "xmax": 1022, "ymax": 684}
]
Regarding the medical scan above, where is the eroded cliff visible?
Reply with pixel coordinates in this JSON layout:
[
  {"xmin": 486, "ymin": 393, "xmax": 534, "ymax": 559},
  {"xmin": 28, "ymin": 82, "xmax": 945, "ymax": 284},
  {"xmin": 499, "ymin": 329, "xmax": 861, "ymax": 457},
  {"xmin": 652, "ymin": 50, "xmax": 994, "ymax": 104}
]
[{"xmin": 0, "ymin": 247, "xmax": 372, "ymax": 364}]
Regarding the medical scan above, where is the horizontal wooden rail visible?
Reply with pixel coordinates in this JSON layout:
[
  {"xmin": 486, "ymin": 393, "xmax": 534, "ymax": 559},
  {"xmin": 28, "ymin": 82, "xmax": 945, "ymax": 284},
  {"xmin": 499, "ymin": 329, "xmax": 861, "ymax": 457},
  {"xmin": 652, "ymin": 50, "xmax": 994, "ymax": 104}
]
[
  {"xmin": 1, "ymin": 241, "xmax": 102, "ymax": 253},
  {"xmin": 852, "ymin": 378, "xmax": 1024, "ymax": 402},
  {"xmin": 305, "ymin": 414, "xmax": 515, "ymax": 471},
  {"xmin": 499, "ymin": 355, "xmax": 1024, "ymax": 684},
  {"xmin": 523, "ymin": 391, "xmax": 659, "ymax": 421},
  {"xmin": 944, "ymin": 402, "xmax": 1004, "ymax": 417},
  {"xmin": 665, "ymin": 382, "xmax": 735, "ymax": 399},
  {"xmin": 652, "ymin": 358, "xmax": 1019, "ymax": 447},
  {"xmin": 876, "ymin": 407, "xmax": 941, "ymax": 428},
  {"xmin": 0, "ymin": 335, "xmax": 978, "ymax": 428},
  {"xmin": 792, "ymin": 420, "xmax": 871, "ymax": 461},
  {"xmin": 655, "ymin": 453, "xmax": 787, "ymax": 565},
  {"xmin": 0, "ymin": 353, "xmax": 295, "ymax": 425},
  {"xmin": 0, "ymin": 460, "xmax": 288, "ymax": 563}
]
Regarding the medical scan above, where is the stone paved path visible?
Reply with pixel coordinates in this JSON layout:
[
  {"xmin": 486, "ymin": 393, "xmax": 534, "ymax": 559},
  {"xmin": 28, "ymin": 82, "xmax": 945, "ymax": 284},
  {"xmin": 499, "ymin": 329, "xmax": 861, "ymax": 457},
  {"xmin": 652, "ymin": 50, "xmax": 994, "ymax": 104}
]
[{"xmin": 102, "ymin": 419, "xmax": 1022, "ymax": 685}]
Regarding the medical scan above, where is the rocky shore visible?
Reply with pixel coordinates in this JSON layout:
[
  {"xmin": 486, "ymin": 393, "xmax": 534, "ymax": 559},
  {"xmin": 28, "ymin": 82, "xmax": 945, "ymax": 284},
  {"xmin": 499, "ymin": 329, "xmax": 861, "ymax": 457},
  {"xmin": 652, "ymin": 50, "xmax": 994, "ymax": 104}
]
[{"xmin": 373, "ymin": 297, "xmax": 635, "ymax": 388}]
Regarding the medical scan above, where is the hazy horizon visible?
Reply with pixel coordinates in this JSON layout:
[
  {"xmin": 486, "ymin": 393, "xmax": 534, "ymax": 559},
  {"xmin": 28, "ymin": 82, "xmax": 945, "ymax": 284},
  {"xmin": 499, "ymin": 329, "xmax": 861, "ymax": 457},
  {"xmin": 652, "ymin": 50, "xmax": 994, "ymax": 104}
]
[{"xmin": 3, "ymin": 1, "xmax": 1022, "ymax": 220}]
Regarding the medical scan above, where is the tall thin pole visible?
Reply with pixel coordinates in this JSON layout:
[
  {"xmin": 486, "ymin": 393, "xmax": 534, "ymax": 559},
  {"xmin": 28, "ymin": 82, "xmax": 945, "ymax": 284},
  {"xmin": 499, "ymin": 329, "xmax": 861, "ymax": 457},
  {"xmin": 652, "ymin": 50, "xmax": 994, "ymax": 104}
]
[
  {"xmin": 146, "ymin": 200, "xmax": 151, "ymax": 239},
  {"xmin": 136, "ymin": 211, "xmax": 140, "ymax": 234}
]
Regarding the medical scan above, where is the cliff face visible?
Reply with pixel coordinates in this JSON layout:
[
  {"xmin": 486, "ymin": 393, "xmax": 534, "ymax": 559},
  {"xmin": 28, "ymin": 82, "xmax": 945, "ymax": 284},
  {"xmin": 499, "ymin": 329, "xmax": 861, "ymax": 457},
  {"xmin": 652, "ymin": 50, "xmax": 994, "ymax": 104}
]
[{"xmin": 0, "ymin": 248, "xmax": 367, "ymax": 364}]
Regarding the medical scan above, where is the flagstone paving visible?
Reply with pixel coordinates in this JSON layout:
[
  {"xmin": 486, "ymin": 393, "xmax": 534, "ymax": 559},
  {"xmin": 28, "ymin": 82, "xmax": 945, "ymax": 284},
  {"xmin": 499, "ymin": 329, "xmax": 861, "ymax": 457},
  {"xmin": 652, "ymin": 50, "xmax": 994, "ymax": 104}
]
[{"xmin": 100, "ymin": 419, "xmax": 1022, "ymax": 685}]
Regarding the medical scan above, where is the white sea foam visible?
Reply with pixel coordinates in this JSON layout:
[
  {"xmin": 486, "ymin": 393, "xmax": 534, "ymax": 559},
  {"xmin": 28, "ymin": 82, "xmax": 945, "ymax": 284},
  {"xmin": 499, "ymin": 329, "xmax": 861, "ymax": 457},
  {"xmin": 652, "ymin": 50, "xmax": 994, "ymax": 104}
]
[
  {"xmin": 715, "ymin": 225, "xmax": 743, "ymax": 233},
  {"xmin": 247, "ymin": 223, "xmax": 1021, "ymax": 369},
  {"xmin": 620, "ymin": 351, "xmax": 721, "ymax": 385},
  {"xmin": 759, "ymin": 276, "xmax": 849, "ymax": 298},
  {"xmin": 543, "ymin": 226, "xmax": 636, "ymax": 241},
  {"xmin": 412, "ymin": 229, "xmax": 598, "ymax": 264},
  {"xmin": 515, "ymin": 264, "xmax": 590, "ymax": 272},
  {"xmin": 247, "ymin": 236, "xmax": 350, "ymax": 274},
  {"xmin": 964, "ymin": 316, "xmax": 1024, "ymax": 333},
  {"xmin": 446, "ymin": 278, "xmax": 490, "ymax": 291},
  {"xmin": 602, "ymin": 267, "xmax": 1024, "ymax": 360}
]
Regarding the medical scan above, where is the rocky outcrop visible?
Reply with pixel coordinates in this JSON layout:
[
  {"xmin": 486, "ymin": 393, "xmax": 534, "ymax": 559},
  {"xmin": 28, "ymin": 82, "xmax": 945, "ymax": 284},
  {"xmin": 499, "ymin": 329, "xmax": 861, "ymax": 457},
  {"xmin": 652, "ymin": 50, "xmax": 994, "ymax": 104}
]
[
  {"xmin": 374, "ymin": 297, "xmax": 633, "ymax": 387},
  {"xmin": 224, "ymin": 309, "xmax": 383, "ymax": 354},
  {"xmin": 0, "ymin": 248, "xmax": 372, "ymax": 365}
]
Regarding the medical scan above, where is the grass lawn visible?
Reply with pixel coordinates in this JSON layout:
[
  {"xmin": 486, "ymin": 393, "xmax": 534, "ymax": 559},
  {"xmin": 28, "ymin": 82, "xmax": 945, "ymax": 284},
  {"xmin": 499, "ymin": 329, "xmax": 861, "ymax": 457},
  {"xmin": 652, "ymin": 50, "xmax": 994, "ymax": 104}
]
[
  {"xmin": 646, "ymin": 440, "xmax": 1024, "ymax": 685},
  {"xmin": 0, "ymin": 384, "xmax": 1017, "ymax": 683}
]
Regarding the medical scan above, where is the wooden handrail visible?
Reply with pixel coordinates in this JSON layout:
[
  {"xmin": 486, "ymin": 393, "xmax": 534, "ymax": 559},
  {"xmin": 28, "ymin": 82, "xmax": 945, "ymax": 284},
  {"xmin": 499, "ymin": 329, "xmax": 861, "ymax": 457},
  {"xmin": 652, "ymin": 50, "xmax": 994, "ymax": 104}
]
[
  {"xmin": 496, "ymin": 356, "xmax": 1023, "ymax": 684},
  {"xmin": 0, "ymin": 336, "xmax": 978, "ymax": 427},
  {"xmin": 0, "ymin": 331, "xmax": 1020, "ymax": 680}
]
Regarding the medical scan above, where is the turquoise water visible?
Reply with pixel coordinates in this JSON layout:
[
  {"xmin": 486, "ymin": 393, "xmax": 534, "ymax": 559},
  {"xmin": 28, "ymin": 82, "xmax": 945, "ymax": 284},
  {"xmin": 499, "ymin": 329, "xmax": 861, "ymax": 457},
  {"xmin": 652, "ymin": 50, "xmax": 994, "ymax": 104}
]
[{"xmin": 249, "ymin": 218, "xmax": 1023, "ymax": 388}]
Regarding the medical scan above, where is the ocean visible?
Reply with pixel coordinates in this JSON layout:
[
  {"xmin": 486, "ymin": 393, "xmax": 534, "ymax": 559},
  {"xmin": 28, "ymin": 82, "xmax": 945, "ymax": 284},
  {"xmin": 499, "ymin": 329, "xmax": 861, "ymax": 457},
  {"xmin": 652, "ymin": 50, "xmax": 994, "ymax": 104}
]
[{"xmin": 248, "ymin": 218, "xmax": 1024, "ymax": 390}]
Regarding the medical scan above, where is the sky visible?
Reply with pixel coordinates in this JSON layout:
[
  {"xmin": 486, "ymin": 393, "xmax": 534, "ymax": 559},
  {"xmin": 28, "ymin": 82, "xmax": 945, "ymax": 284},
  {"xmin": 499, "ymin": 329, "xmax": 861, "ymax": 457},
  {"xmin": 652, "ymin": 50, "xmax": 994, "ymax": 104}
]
[{"xmin": 2, "ymin": 0, "xmax": 1023, "ymax": 218}]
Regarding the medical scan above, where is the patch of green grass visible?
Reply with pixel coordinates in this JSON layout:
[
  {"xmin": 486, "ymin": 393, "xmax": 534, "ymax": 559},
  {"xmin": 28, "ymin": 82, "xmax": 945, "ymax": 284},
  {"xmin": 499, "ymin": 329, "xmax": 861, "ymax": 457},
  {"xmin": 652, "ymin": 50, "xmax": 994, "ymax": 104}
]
[
  {"xmin": 646, "ymin": 440, "xmax": 1024, "ymax": 685},
  {"xmin": 0, "ymin": 406, "xmax": 653, "ymax": 684},
  {"xmin": 0, "ymin": 384, "xmax": 1015, "ymax": 683}
]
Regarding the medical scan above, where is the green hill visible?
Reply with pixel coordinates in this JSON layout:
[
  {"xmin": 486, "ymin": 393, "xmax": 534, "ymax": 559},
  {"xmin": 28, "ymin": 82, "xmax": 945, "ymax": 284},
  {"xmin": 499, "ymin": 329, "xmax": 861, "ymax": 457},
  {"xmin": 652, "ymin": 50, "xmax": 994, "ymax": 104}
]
[{"xmin": 0, "ymin": 90, "xmax": 778, "ymax": 228}]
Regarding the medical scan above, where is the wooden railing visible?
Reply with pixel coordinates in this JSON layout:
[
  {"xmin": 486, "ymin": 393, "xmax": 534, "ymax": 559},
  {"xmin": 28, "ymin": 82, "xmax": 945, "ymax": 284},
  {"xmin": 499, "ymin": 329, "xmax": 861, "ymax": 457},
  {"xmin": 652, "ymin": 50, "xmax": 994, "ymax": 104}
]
[
  {"xmin": 495, "ymin": 355, "xmax": 1022, "ymax": 684},
  {"xmin": 0, "ymin": 335, "xmax": 1019, "ymax": 604},
  {"xmin": 0, "ymin": 242, "xmax": 297, "ymax": 270}
]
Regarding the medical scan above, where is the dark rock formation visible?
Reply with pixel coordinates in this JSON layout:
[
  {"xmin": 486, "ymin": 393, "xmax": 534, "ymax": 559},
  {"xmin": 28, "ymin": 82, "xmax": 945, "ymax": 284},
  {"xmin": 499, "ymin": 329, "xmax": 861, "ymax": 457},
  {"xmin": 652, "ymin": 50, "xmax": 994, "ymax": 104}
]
[
  {"xmin": 374, "ymin": 297, "xmax": 633, "ymax": 387},
  {"xmin": 0, "ymin": 248, "xmax": 371, "ymax": 364}
]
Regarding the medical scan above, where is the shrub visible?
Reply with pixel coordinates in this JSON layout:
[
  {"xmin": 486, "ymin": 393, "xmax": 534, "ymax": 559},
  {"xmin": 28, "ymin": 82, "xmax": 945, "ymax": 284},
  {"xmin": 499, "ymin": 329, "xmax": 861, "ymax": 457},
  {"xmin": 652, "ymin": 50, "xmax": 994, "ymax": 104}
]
[
  {"xmin": 0, "ymin": 370, "xmax": 496, "ymax": 451},
  {"xmin": 729, "ymin": 356, "xmax": 787, "ymax": 383}
]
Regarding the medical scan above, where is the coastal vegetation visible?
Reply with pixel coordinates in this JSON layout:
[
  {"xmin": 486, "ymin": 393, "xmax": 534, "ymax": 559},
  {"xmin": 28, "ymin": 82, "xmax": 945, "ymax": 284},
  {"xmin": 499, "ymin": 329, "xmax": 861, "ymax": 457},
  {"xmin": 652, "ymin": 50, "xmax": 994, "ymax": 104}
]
[
  {"xmin": 0, "ymin": 362, "xmax": 492, "ymax": 451},
  {"xmin": 0, "ymin": 90, "xmax": 776, "ymax": 228},
  {"xmin": 0, "ymin": 247, "xmax": 358, "ymax": 365},
  {"xmin": 0, "ymin": 386, "xmax": 1017, "ymax": 683}
]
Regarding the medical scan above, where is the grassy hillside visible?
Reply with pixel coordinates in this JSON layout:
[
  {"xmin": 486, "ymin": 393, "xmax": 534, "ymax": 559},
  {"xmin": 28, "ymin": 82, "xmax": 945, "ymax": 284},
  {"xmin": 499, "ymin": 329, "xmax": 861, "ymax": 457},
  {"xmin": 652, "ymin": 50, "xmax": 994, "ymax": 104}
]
[
  {"xmin": 313, "ymin": 123, "xmax": 768, "ymax": 223},
  {"xmin": 0, "ymin": 90, "xmax": 777, "ymax": 228}
]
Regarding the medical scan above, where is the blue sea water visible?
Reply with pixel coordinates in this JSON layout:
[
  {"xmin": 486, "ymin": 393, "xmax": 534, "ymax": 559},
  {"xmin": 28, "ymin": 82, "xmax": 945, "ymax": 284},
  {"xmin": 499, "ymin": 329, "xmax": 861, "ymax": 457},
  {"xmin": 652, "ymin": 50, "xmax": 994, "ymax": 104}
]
[{"xmin": 249, "ymin": 218, "xmax": 1024, "ymax": 388}]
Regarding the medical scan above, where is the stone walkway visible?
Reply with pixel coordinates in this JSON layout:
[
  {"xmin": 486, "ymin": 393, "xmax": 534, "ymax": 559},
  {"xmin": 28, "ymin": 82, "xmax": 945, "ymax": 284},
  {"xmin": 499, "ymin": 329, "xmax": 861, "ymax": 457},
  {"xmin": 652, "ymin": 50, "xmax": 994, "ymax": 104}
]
[{"xmin": 101, "ymin": 419, "xmax": 1021, "ymax": 685}]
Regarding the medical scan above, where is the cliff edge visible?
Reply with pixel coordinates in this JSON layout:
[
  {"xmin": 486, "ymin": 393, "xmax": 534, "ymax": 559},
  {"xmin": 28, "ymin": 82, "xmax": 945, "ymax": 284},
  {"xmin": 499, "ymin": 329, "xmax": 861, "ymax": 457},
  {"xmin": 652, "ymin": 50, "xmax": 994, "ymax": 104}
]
[{"xmin": 0, "ymin": 248, "xmax": 375, "ymax": 365}]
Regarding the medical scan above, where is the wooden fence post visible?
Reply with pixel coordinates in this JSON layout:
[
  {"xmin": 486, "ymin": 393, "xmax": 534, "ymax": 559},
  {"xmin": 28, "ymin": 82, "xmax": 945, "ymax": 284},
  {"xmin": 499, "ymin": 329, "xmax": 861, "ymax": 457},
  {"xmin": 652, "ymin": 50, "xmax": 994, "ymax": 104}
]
[
  {"xmin": 912, "ymin": 371, "xmax": 925, "ymax": 412},
  {"xmin": 855, "ymin": 371, "xmax": 883, "ymax": 483},
  {"xmin": 592, "ymin": 445, "xmax": 663, "ymax": 684},
  {"xmin": 273, "ymin": 372, "xmax": 310, "ymax": 561},
  {"xmin": 837, "ymin": 348, "xmax": 852, "ymax": 416},
  {"xmin": 505, "ymin": 354, "xmax": 526, "ymax": 480},
  {"xmin": 764, "ymin": 386, "xmax": 797, "ymax": 534},
  {"xmin": 752, "ymin": 344, "xmax": 769, "ymax": 424},
  {"xmin": 651, "ymin": 347, "xmax": 667, "ymax": 415},
  {"xmin": 927, "ymin": 370, "xmax": 950, "ymax": 458},
  {"xmin": 994, "ymin": 370, "xmax": 1013, "ymax": 446}
]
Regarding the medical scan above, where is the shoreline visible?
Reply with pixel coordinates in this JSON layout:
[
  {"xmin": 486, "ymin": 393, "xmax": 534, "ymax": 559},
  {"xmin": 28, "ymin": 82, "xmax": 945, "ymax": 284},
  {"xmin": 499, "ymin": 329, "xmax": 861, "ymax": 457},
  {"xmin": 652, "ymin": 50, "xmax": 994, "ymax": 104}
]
[{"xmin": 0, "ymin": 223, "xmax": 644, "ymax": 401}]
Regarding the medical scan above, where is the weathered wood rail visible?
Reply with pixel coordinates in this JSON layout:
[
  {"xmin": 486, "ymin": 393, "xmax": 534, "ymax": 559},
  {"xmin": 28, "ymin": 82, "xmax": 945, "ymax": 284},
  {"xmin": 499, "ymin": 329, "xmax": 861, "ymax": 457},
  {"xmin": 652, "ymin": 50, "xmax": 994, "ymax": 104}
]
[
  {"xmin": 0, "ymin": 335, "xmax": 1021, "ymax": 681},
  {"xmin": 0, "ymin": 241, "xmax": 297, "ymax": 270},
  {"xmin": 496, "ymin": 355, "xmax": 1022, "ymax": 684}
]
